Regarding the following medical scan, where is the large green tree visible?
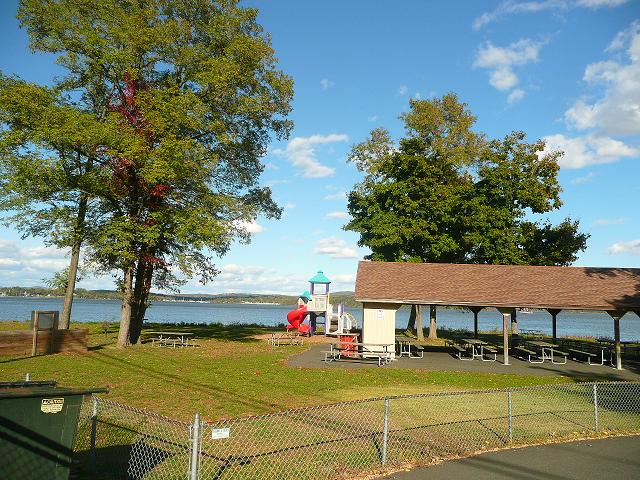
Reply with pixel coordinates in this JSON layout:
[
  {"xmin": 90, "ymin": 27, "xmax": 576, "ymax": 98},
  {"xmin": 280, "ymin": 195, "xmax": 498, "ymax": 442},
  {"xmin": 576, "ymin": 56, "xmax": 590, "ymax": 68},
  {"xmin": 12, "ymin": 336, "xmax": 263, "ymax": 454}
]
[
  {"xmin": 346, "ymin": 94, "xmax": 588, "ymax": 338},
  {"xmin": 0, "ymin": 76, "xmax": 114, "ymax": 329},
  {"xmin": 5, "ymin": 0, "xmax": 293, "ymax": 346}
]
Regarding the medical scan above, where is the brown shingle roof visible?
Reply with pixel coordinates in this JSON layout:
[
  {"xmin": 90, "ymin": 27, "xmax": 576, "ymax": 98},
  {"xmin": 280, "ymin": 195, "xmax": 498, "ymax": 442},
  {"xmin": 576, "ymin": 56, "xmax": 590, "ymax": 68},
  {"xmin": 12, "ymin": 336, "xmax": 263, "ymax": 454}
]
[{"xmin": 354, "ymin": 261, "xmax": 640, "ymax": 311}]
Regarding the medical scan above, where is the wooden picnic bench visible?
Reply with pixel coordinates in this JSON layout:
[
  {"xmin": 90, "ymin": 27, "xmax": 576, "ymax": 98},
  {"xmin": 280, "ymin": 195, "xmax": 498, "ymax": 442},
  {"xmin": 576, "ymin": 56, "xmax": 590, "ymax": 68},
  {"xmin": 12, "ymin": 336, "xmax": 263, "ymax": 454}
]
[
  {"xmin": 147, "ymin": 331, "xmax": 198, "ymax": 348},
  {"xmin": 269, "ymin": 331, "xmax": 304, "ymax": 346},
  {"xmin": 445, "ymin": 340, "xmax": 473, "ymax": 360},
  {"xmin": 513, "ymin": 345, "xmax": 543, "ymax": 363},
  {"xmin": 395, "ymin": 335, "xmax": 424, "ymax": 358},
  {"xmin": 323, "ymin": 342, "xmax": 393, "ymax": 366},
  {"xmin": 568, "ymin": 348, "xmax": 601, "ymax": 365}
]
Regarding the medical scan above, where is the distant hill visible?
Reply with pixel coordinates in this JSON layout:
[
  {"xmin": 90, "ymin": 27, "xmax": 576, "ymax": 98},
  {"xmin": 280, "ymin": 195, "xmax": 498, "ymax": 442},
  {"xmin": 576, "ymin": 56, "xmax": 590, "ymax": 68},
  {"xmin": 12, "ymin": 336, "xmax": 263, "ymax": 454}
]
[{"xmin": 0, "ymin": 287, "xmax": 359, "ymax": 307}]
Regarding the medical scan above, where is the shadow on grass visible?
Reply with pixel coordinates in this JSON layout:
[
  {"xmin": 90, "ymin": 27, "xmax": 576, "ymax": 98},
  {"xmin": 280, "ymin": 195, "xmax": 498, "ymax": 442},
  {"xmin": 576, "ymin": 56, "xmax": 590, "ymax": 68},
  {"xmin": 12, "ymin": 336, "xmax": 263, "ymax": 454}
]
[
  {"xmin": 90, "ymin": 348, "xmax": 286, "ymax": 413},
  {"xmin": 140, "ymin": 322, "xmax": 280, "ymax": 343}
]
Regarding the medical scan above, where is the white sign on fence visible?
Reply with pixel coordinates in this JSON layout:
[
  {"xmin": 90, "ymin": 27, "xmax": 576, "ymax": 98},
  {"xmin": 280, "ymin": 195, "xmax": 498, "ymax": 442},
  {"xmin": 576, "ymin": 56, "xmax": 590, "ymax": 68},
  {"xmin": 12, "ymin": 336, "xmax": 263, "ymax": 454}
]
[{"xmin": 211, "ymin": 428, "xmax": 230, "ymax": 440}]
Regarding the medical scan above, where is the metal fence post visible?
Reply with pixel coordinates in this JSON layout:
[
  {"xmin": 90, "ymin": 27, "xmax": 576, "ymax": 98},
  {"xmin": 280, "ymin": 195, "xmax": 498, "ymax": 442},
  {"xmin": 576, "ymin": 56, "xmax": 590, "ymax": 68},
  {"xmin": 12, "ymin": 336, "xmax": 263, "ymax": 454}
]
[
  {"xmin": 381, "ymin": 397, "xmax": 389, "ymax": 466},
  {"xmin": 593, "ymin": 383, "xmax": 599, "ymax": 432},
  {"xmin": 508, "ymin": 390, "xmax": 513, "ymax": 443},
  {"xmin": 89, "ymin": 396, "xmax": 99, "ymax": 471},
  {"xmin": 189, "ymin": 413, "xmax": 201, "ymax": 480}
]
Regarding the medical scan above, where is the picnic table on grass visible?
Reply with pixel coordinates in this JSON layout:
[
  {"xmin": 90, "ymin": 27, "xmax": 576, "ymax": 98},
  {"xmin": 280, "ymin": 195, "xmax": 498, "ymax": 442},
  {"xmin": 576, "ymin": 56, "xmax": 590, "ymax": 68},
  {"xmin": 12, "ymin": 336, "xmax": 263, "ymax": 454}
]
[
  {"xmin": 147, "ymin": 331, "xmax": 197, "ymax": 348},
  {"xmin": 323, "ymin": 342, "xmax": 394, "ymax": 366}
]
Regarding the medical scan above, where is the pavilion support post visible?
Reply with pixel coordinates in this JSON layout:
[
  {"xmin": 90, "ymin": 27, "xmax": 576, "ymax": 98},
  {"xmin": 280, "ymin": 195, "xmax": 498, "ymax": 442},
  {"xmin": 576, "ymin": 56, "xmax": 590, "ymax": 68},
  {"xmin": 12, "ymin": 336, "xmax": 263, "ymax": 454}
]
[
  {"xmin": 547, "ymin": 309, "xmax": 562, "ymax": 344},
  {"xmin": 469, "ymin": 307, "xmax": 484, "ymax": 339},
  {"xmin": 607, "ymin": 311, "xmax": 626, "ymax": 371},
  {"xmin": 498, "ymin": 308, "xmax": 513, "ymax": 366},
  {"xmin": 511, "ymin": 309, "xmax": 518, "ymax": 335}
]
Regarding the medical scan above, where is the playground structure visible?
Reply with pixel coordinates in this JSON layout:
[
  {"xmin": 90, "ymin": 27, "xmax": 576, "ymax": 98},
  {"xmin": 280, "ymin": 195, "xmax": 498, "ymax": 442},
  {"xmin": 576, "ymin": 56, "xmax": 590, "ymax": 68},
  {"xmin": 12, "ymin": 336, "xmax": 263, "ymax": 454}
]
[{"xmin": 286, "ymin": 271, "xmax": 358, "ymax": 338}]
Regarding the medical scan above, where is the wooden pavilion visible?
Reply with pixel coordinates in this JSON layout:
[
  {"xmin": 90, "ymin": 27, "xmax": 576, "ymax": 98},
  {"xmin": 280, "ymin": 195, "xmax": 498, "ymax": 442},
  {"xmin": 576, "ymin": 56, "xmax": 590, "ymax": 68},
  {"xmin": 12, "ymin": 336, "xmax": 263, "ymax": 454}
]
[{"xmin": 354, "ymin": 261, "xmax": 640, "ymax": 369}]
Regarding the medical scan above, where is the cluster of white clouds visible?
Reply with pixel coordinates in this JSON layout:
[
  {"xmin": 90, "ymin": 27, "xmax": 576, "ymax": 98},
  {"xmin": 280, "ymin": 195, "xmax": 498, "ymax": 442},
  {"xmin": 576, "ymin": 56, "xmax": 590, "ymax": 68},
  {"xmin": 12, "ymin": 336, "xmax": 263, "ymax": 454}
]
[
  {"xmin": 473, "ymin": 0, "xmax": 629, "ymax": 31},
  {"xmin": 608, "ymin": 239, "xmax": 640, "ymax": 255},
  {"xmin": 273, "ymin": 133, "xmax": 348, "ymax": 178},
  {"xmin": 182, "ymin": 263, "xmax": 358, "ymax": 294},
  {"xmin": 474, "ymin": 38, "xmax": 546, "ymax": 104},
  {"xmin": 595, "ymin": 218, "xmax": 627, "ymax": 226},
  {"xmin": 313, "ymin": 237, "xmax": 360, "ymax": 259},
  {"xmin": 0, "ymin": 239, "xmax": 69, "ymax": 284},
  {"xmin": 234, "ymin": 220, "xmax": 265, "ymax": 234},
  {"xmin": 542, "ymin": 21, "xmax": 640, "ymax": 169}
]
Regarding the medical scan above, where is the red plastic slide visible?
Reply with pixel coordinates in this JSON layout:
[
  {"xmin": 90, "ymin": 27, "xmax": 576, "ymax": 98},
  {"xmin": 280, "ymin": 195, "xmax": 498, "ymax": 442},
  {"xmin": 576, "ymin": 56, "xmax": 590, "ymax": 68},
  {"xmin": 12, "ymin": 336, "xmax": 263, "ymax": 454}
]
[{"xmin": 286, "ymin": 305, "xmax": 310, "ymax": 334}]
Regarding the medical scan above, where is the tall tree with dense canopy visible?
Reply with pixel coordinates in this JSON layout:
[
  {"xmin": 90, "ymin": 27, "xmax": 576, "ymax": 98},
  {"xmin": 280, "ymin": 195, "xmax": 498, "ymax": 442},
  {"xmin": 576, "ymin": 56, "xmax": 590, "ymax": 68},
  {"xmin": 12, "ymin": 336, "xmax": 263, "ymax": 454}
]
[
  {"xmin": 4, "ymin": 0, "xmax": 293, "ymax": 346},
  {"xmin": 346, "ymin": 94, "xmax": 588, "ymax": 338}
]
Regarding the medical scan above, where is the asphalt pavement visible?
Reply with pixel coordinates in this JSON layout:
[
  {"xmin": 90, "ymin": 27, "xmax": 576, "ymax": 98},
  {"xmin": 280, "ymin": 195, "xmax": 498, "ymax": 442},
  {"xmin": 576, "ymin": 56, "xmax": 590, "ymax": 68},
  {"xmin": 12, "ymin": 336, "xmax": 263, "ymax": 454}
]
[{"xmin": 383, "ymin": 435, "xmax": 640, "ymax": 480}]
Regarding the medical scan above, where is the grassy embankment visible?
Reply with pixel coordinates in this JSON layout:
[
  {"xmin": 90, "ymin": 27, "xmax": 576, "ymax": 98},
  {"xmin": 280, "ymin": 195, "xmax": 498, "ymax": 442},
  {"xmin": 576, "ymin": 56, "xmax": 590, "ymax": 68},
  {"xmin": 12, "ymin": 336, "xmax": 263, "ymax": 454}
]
[{"xmin": 1, "ymin": 321, "xmax": 584, "ymax": 421}]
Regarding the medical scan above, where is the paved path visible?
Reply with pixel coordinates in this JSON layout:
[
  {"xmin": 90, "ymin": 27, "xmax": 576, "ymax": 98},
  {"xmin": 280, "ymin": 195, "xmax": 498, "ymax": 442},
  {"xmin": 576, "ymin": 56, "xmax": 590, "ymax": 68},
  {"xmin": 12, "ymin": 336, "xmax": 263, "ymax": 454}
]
[
  {"xmin": 383, "ymin": 436, "xmax": 640, "ymax": 480},
  {"xmin": 288, "ymin": 345, "xmax": 640, "ymax": 381}
]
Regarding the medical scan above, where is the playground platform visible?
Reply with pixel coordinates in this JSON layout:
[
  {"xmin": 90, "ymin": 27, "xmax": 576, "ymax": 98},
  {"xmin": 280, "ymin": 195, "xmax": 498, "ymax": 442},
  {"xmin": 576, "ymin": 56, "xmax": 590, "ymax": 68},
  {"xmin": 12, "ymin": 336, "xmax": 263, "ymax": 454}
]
[{"xmin": 288, "ymin": 344, "xmax": 640, "ymax": 381}]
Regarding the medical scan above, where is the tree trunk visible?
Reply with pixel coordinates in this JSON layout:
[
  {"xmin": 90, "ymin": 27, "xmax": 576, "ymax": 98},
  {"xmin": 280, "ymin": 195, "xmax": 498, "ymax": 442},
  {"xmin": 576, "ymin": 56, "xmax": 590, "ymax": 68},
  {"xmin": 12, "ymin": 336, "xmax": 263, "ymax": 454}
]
[
  {"xmin": 117, "ymin": 267, "xmax": 134, "ymax": 347},
  {"xmin": 406, "ymin": 305, "xmax": 417, "ymax": 334},
  {"xmin": 129, "ymin": 259, "xmax": 153, "ymax": 344},
  {"xmin": 415, "ymin": 305, "xmax": 424, "ymax": 341},
  {"xmin": 60, "ymin": 193, "xmax": 88, "ymax": 329},
  {"xmin": 428, "ymin": 305, "xmax": 438, "ymax": 339}
]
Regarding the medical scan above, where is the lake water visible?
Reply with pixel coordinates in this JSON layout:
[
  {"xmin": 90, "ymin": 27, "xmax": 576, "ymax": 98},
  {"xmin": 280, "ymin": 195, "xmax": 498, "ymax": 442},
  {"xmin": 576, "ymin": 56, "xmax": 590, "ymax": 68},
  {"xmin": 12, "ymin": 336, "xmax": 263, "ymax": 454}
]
[{"xmin": 1, "ymin": 296, "xmax": 639, "ymax": 341}]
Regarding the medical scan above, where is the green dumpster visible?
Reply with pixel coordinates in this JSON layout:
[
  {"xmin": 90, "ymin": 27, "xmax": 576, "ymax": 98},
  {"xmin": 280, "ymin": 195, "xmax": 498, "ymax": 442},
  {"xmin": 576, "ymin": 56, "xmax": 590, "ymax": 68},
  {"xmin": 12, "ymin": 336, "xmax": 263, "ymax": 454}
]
[{"xmin": 0, "ymin": 380, "xmax": 107, "ymax": 480}]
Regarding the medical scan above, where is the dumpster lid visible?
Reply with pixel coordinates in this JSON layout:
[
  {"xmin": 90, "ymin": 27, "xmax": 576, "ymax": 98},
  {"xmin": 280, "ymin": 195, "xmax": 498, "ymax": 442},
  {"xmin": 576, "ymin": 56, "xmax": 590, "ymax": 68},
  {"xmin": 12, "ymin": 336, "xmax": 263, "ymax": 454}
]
[{"xmin": 0, "ymin": 381, "xmax": 108, "ymax": 399}]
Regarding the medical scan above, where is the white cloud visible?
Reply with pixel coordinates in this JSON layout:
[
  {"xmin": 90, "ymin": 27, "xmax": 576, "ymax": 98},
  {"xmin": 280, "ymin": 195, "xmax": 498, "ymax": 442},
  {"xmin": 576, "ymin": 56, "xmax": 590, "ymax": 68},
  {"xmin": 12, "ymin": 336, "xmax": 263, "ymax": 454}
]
[
  {"xmin": 474, "ymin": 39, "xmax": 546, "ymax": 98},
  {"xmin": 571, "ymin": 171, "xmax": 595, "ymax": 184},
  {"xmin": 473, "ymin": 0, "xmax": 628, "ymax": 31},
  {"xmin": 235, "ymin": 220, "xmax": 265, "ymax": 234},
  {"xmin": 507, "ymin": 88, "xmax": 526, "ymax": 104},
  {"xmin": 367, "ymin": 115, "xmax": 379, "ymax": 122},
  {"xmin": 0, "ymin": 240, "xmax": 70, "ymax": 283},
  {"xmin": 490, "ymin": 68, "xmax": 519, "ymax": 90},
  {"xmin": 595, "ymin": 218, "xmax": 627, "ymax": 225},
  {"xmin": 320, "ymin": 78, "xmax": 335, "ymax": 90},
  {"xmin": 324, "ymin": 191, "xmax": 347, "ymax": 201},
  {"xmin": 314, "ymin": 237, "xmax": 359, "ymax": 259},
  {"xmin": 284, "ymin": 203, "xmax": 296, "ymax": 209},
  {"xmin": 565, "ymin": 21, "xmax": 640, "ymax": 136},
  {"xmin": 578, "ymin": 0, "xmax": 628, "ymax": 7},
  {"xmin": 325, "ymin": 211, "xmax": 349, "ymax": 220},
  {"xmin": 273, "ymin": 134, "xmax": 348, "ymax": 178},
  {"xmin": 398, "ymin": 85, "xmax": 409, "ymax": 95},
  {"xmin": 608, "ymin": 239, "xmax": 640, "ymax": 255},
  {"xmin": 541, "ymin": 134, "xmax": 638, "ymax": 168}
]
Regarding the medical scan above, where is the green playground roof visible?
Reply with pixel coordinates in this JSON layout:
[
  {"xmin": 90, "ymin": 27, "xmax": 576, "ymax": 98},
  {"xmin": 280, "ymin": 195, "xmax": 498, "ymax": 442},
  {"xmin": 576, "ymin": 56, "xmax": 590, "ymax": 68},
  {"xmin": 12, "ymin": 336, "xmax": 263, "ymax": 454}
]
[
  {"xmin": 300, "ymin": 290, "xmax": 312, "ymax": 300},
  {"xmin": 309, "ymin": 270, "xmax": 331, "ymax": 284}
]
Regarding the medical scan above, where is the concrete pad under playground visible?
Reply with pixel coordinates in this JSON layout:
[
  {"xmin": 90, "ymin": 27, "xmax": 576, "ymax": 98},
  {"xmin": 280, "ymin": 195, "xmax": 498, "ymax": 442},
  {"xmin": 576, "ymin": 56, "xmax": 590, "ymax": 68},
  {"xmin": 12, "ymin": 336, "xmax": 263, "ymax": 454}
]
[
  {"xmin": 288, "ymin": 344, "xmax": 640, "ymax": 381},
  {"xmin": 382, "ymin": 435, "xmax": 640, "ymax": 480}
]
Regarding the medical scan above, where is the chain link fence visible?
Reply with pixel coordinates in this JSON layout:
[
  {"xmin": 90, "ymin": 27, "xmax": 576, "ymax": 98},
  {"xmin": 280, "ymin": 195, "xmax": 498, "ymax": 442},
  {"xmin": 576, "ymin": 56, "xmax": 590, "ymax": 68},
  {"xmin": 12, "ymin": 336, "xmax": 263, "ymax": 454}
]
[{"xmin": 73, "ymin": 382, "xmax": 640, "ymax": 479}]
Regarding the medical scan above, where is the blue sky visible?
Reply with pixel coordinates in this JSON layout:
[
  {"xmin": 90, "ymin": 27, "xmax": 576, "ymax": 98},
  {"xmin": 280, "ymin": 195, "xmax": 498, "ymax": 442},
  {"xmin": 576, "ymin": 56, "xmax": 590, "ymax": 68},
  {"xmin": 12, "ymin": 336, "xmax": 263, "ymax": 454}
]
[{"xmin": 0, "ymin": 0, "xmax": 639, "ymax": 294}]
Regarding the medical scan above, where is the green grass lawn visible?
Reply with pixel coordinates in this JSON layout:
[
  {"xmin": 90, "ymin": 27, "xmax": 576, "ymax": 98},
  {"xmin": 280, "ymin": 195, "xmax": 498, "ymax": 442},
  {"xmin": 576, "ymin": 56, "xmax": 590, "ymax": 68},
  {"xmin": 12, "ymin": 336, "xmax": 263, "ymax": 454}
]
[{"xmin": 0, "ymin": 321, "xmax": 589, "ymax": 421}]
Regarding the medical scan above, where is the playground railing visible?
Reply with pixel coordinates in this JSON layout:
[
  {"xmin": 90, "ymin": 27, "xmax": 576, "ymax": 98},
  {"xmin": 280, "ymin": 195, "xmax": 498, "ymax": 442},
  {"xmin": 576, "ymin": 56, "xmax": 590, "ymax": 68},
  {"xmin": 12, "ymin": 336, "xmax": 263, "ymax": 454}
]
[{"xmin": 74, "ymin": 382, "xmax": 640, "ymax": 479}]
